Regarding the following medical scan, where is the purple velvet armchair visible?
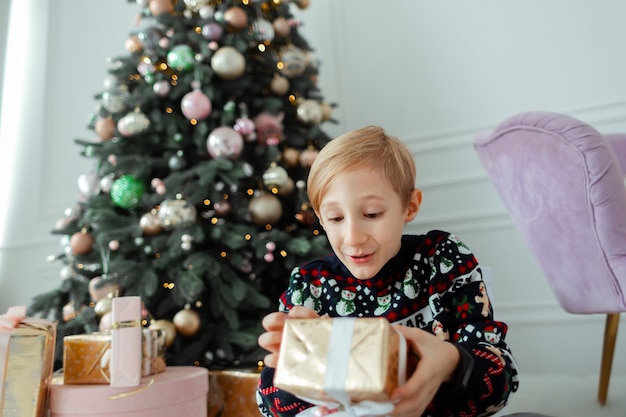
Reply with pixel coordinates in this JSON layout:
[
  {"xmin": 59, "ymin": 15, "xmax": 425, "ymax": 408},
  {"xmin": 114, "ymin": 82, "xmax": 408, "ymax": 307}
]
[{"xmin": 474, "ymin": 111, "xmax": 626, "ymax": 405}]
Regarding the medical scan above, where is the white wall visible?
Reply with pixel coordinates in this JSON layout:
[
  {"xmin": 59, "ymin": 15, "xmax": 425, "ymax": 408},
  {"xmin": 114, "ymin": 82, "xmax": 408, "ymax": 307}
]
[{"xmin": 2, "ymin": 0, "xmax": 626, "ymax": 378}]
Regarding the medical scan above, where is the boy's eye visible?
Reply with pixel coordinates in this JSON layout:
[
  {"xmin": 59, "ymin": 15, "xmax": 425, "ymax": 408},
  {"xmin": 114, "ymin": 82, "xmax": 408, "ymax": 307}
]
[
  {"xmin": 328, "ymin": 216, "xmax": 343, "ymax": 222},
  {"xmin": 365, "ymin": 212, "xmax": 382, "ymax": 219}
]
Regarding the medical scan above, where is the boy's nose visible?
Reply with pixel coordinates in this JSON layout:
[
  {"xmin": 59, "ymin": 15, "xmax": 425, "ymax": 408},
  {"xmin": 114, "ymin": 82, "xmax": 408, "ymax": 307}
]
[{"xmin": 343, "ymin": 218, "xmax": 367, "ymax": 246}]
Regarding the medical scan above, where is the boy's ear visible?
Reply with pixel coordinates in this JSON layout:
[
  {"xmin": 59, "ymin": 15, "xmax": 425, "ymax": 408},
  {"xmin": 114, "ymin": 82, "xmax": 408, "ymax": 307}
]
[{"xmin": 405, "ymin": 189, "xmax": 422, "ymax": 222}]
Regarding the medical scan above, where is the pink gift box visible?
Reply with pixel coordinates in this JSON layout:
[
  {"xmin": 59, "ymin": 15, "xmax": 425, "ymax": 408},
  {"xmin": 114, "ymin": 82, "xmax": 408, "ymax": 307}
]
[
  {"xmin": 110, "ymin": 296, "xmax": 142, "ymax": 387},
  {"xmin": 49, "ymin": 366, "xmax": 208, "ymax": 417}
]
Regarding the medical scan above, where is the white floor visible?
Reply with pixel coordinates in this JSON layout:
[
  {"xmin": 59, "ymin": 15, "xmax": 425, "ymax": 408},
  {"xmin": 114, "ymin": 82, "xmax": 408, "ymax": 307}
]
[{"xmin": 495, "ymin": 373, "xmax": 626, "ymax": 417}]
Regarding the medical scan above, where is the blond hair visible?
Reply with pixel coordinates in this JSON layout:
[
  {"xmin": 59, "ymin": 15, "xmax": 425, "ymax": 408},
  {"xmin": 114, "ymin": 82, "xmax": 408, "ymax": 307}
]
[{"xmin": 307, "ymin": 126, "xmax": 416, "ymax": 212}]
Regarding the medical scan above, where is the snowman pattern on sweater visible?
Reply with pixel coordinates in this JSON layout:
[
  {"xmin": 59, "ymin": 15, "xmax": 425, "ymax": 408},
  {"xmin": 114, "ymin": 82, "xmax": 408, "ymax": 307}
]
[{"xmin": 258, "ymin": 230, "xmax": 520, "ymax": 417}]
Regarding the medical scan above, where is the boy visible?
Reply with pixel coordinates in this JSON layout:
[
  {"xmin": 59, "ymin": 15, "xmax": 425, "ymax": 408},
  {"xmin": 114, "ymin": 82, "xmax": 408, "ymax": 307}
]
[{"xmin": 257, "ymin": 126, "xmax": 519, "ymax": 416}]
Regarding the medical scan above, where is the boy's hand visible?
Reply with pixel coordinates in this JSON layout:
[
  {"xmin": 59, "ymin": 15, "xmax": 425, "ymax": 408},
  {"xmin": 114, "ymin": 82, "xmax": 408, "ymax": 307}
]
[
  {"xmin": 389, "ymin": 325, "xmax": 460, "ymax": 417},
  {"xmin": 258, "ymin": 306, "xmax": 320, "ymax": 368}
]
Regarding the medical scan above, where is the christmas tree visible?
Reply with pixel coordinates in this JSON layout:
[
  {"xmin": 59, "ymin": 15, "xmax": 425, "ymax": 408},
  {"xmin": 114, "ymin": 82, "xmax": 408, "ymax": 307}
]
[{"xmin": 29, "ymin": 0, "xmax": 335, "ymax": 370}]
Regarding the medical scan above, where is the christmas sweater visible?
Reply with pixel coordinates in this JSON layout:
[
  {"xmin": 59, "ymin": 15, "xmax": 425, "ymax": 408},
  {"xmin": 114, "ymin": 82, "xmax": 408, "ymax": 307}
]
[{"xmin": 257, "ymin": 230, "xmax": 519, "ymax": 417}]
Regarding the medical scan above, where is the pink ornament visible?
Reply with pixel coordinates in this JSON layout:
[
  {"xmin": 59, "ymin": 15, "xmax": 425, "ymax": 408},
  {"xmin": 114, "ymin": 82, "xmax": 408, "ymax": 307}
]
[
  {"xmin": 159, "ymin": 37, "xmax": 170, "ymax": 49},
  {"xmin": 151, "ymin": 178, "xmax": 163, "ymax": 188},
  {"xmin": 181, "ymin": 89, "xmax": 212, "ymax": 120},
  {"xmin": 207, "ymin": 126, "xmax": 244, "ymax": 159},
  {"xmin": 202, "ymin": 22, "xmax": 223, "ymax": 41},
  {"xmin": 153, "ymin": 80, "xmax": 171, "ymax": 97},
  {"xmin": 234, "ymin": 117, "xmax": 255, "ymax": 136},
  {"xmin": 156, "ymin": 183, "xmax": 167, "ymax": 195},
  {"xmin": 255, "ymin": 112, "xmax": 284, "ymax": 146},
  {"xmin": 107, "ymin": 154, "xmax": 117, "ymax": 166},
  {"xmin": 108, "ymin": 240, "xmax": 120, "ymax": 251}
]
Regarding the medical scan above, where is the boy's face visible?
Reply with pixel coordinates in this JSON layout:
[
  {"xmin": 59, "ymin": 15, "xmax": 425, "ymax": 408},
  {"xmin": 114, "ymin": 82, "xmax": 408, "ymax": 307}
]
[{"xmin": 316, "ymin": 168, "xmax": 421, "ymax": 280}]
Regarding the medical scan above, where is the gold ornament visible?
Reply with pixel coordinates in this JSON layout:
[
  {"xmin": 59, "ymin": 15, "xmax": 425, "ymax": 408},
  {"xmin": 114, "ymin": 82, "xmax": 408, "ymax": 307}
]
[
  {"xmin": 149, "ymin": 0, "xmax": 174, "ymax": 16},
  {"xmin": 298, "ymin": 149, "xmax": 319, "ymax": 168},
  {"xmin": 88, "ymin": 276, "xmax": 121, "ymax": 301},
  {"xmin": 320, "ymin": 102, "xmax": 333, "ymax": 121},
  {"xmin": 140, "ymin": 211, "xmax": 163, "ymax": 235},
  {"xmin": 224, "ymin": 7, "xmax": 248, "ymax": 31},
  {"xmin": 270, "ymin": 75, "xmax": 290, "ymax": 95},
  {"xmin": 248, "ymin": 192, "xmax": 283, "ymax": 226},
  {"xmin": 95, "ymin": 117, "xmax": 117, "ymax": 140},
  {"xmin": 173, "ymin": 308, "xmax": 201, "ymax": 337},
  {"xmin": 150, "ymin": 319, "xmax": 177, "ymax": 347},
  {"xmin": 125, "ymin": 35, "xmax": 143, "ymax": 54},
  {"xmin": 294, "ymin": 0, "xmax": 310, "ymax": 9},
  {"xmin": 273, "ymin": 17, "xmax": 291, "ymax": 38},
  {"xmin": 282, "ymin": 148, "xmax": 300, "ymax": 168},
  {"xmin": 276, "ymin": 177, "xmax": 295, "ymax": 196},
  {"xmin": 70, "ymin": 230, "xmax": 95, "ymax": 255},
  {"xmin": 62, "ymin": 302, "xmax": 78, "ymax": 322}
]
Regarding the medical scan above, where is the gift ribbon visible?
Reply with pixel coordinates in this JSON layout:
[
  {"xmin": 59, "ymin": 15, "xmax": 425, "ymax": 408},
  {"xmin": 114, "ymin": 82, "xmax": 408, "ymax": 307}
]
[
  {"xmin": 296, "ymin": 318, "xmax": 407, "ymax": 417},
  {"xmin": 0, "ymin": 306, "xmax": 28, "ymax": 411},
  {"xmin": 108, "ymin": 377, "xmax": 155, "ymax": 400},
  {"xmin": 110, "ymin": 319, "xmax": 141, "ymax": 330}
]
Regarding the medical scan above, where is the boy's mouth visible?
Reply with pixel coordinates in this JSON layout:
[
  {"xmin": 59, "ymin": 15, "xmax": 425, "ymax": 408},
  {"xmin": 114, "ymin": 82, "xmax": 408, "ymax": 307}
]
[{"xmin": 349, "ymin": 253, "xmax": 372, "ymax": 263}]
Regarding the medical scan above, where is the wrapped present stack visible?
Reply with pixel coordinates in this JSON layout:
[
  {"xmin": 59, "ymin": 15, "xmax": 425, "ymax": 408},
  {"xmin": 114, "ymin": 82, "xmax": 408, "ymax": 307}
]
[
  {"xmin": 0, "ymin": 305, "xmax": 56, "ymax": 417},
  {"xmin": 49, "ymin": 296, "xmax": 208, "ymax": 416},
  {"xmin": 274, "ymin": 317, "xmax": 417, "ymax": 416}
]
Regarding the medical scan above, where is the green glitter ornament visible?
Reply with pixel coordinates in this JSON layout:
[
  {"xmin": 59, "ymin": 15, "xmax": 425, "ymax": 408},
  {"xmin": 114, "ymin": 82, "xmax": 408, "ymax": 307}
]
[
  {"xmin": 167, "ymin": 45, "xmax": 195, "ymax": 72},
  {"xmin": 110, "ymin": 175, "xmax": 145, "ymax": 209}
]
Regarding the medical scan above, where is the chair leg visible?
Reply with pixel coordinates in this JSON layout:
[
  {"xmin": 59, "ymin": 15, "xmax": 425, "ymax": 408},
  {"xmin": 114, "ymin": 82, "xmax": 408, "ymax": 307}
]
[{"xmin": 597, "ymin": 313, "xmax": 620, "ymax": 405}]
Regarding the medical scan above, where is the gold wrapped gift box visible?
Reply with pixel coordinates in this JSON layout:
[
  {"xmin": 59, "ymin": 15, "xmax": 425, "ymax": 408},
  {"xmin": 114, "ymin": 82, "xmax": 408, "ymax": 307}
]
[
  {"xmin": 274, "ymin": 317, "xmax": 410, "ymax": 404},
  {"xmin": 208, "ymin": 369, "xmax": 262, "ymax": 417},
  {"xmin": 63, "ymin": 329, "xmax": 166, "ymax": 385},
  {"xmin": 0, "ymin": 317, "xmax": 56, "ymax": 417}
]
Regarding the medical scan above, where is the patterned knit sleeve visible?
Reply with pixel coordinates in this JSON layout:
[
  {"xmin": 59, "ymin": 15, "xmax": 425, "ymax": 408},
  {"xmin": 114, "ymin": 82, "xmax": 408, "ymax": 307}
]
[
  {"xmin": 426, "ymin": 232, "xmax": 520, "ymax": 417},
  {"xmin": 256, "ymin": 266, "xmax": 314, "ymax": 417}
]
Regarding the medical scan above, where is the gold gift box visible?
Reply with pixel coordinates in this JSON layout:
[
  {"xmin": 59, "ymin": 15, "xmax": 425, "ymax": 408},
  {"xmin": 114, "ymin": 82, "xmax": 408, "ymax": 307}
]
[
  {"xmin": 208, "ymin": 369, "xmax": 263, "ymax": 417},
  {"xmin": 63, "ymin": 329, "xmax": 166, "ymax": 385},
  {"xmin": 63, "ymin": 333, "xmax": 111, "ymax": 384},
  {"xmin": 1, "ymin": 318, "xmax": 56, "ymax": 417},
  {"xmin": 274, "ymin": 317, "xmax": 406, "ymax": 404}
]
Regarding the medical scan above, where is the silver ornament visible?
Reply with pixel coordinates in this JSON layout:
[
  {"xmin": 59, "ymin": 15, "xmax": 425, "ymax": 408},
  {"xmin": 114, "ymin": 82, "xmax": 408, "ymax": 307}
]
[
  {"xmin": 252, "ymin": 18, "xmax": 275, "ymax": 42},
  {"xmin": 77, "ymin": 172, "xmax": 101, "ymax": 197},
  {"xmin": 183, "ymin": 0, "xmax": 212, "ymax": 12},
  {"xmin": 117, "ymin": 110, "xmax": 150, "ymax": 137},
  {"xmin": 262, "ymin": 165, "xmax": 289, "ymax": 189},
  {"xmin": 279, "ymin": 45, "xmax": 308, "ymax": 78},
  {"xmin": 296, "ymin": 99, "xmax": 323, "ymax": 124},
  {"xmin": 210, "ymin": 46, "xmax": 246, "ymax": 80},
  {"xmin": 158, "ymin": 199, "xmax": 198, "ymax": 230}
]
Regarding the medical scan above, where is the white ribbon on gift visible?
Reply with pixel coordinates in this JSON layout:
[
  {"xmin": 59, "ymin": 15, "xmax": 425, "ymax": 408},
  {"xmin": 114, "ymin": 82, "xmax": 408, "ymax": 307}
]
[{"xmin": 295, "ymin": 318, "xmax": 408, "ymax": 417}]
